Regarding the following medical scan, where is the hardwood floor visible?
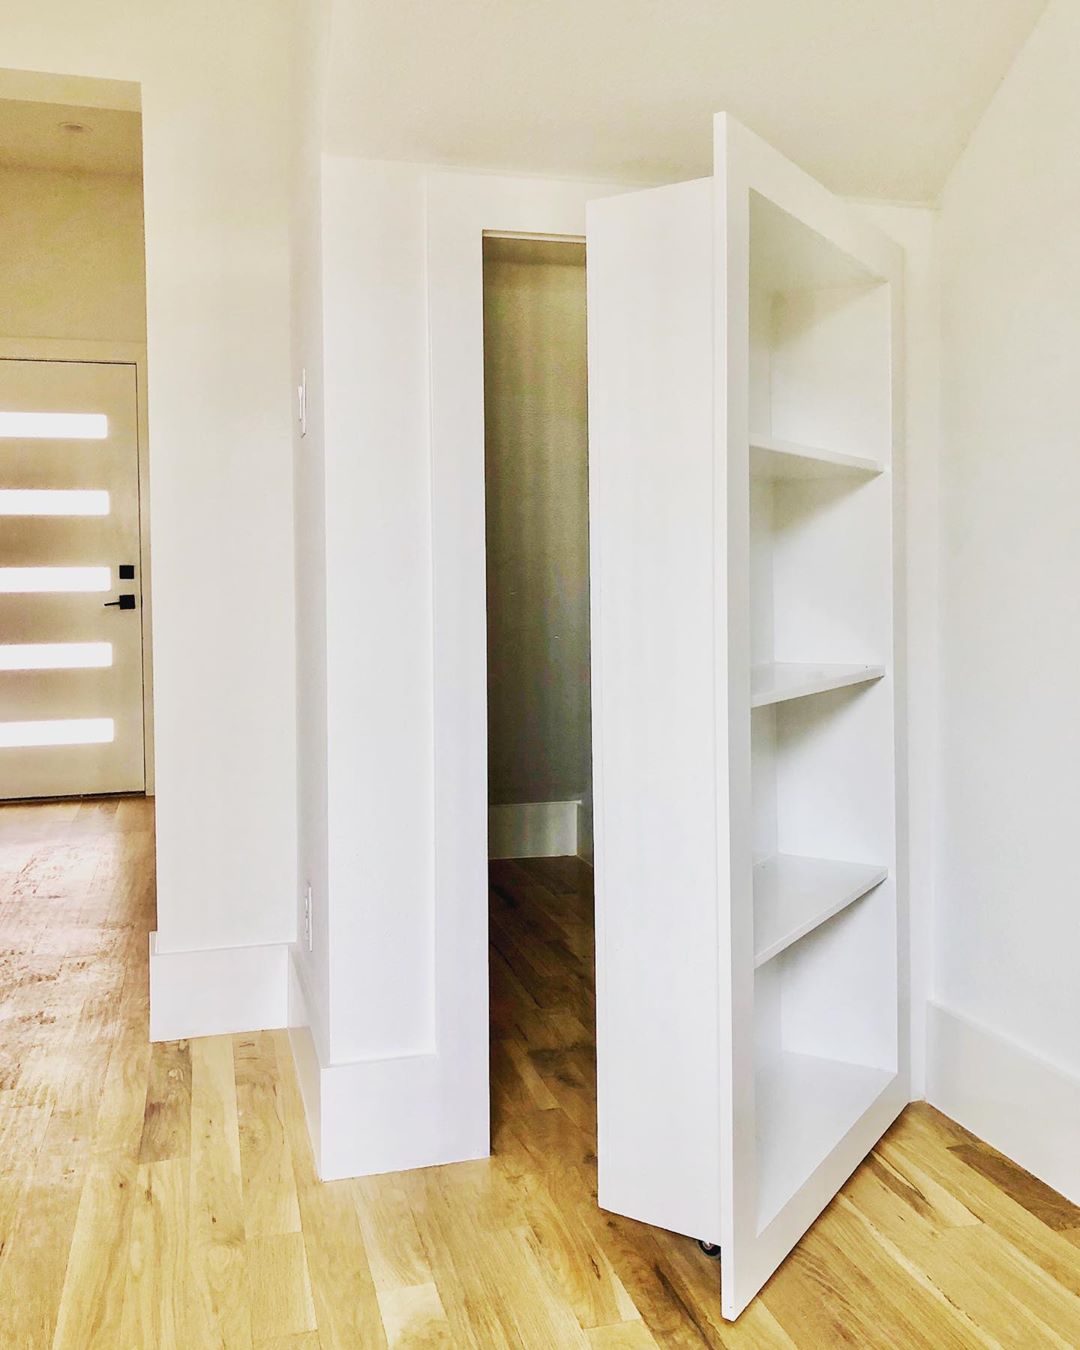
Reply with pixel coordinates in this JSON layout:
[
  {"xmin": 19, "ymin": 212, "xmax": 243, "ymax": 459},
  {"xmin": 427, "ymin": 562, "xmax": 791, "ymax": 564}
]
[{"xmin": 2, "ymin": 797, "xmax": 1079, "ymax": 1346}]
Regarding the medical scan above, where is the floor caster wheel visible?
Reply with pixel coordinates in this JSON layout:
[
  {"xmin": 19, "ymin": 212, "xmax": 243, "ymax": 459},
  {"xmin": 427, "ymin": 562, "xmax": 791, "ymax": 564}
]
[{"xmin": 697, "ymin": 1240, "xmax": 721, "ymax": 1259}]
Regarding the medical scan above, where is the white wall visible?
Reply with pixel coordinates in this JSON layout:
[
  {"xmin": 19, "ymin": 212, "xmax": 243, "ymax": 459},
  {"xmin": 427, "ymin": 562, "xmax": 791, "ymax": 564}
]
[
  {"xmin": 286, "ymin": 155, "xmax": 443, "ymax": 1176},
  {"xmin": 321, "ymin": 159, "xmax": 437, "ymax": 1070},
  {"xmin": 483, "ymin": 238, "xmax": 592, "ymax": 811},
  {"xmin": 291, "ymin": 159, "xmax": 633, "ymax": 1178},
  {"xmin": 0, "ymin": 165, "xmax": 146, "ymax": 342},
  {"xmin": 283, "ymin": 141, "xmax": 944, "ymax": 1182},
  {"xmin": 290, "ymin": 0, "xmax": 331, "ymax": 1067},
  {"xmin": 931, "ymin": 0, "xmax": 1080, "ymax": 1202},
  {"xmin": 5, "ymin": 1, "xmax": 298, "ymax": 1037}
]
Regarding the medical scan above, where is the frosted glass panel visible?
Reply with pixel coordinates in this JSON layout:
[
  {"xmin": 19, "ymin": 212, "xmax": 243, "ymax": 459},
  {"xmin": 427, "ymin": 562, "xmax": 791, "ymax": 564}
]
[
  {"xmin": 0, "ymin": 567, "xmax": 110, "ymax": 592},
  {"xmin": 0, "ymin": 643, "xmax": 112, "ymax": 670},
  {"xmin": 0, "ymin": 489, "xmax": 109, "ymax": 516},
  {"xmin": 0, "ymin": 718, "xmax": 114, "ymax": 747},
  {"xmin": 0, "ymin": 411, "xmax": 107, "ymax": 440}
]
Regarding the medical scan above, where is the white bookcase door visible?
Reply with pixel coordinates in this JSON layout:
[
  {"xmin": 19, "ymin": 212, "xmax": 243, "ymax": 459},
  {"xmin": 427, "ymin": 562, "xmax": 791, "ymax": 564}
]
[
  {"xmin": 588, "ymin": 175, "xmax": 722, "ymax": 1250},
  {"xmin": 716, "ymin": 112, "xmax": 907, "ymax": 1319},
  {"xmin": 587, "ymin": 114, "xmax": 908, "ymax": 1323}
]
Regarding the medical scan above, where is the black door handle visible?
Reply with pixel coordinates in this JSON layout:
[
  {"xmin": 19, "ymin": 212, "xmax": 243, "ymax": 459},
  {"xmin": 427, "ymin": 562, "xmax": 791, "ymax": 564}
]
[{"xmin": 104, "ymin": 594, "xmax": 136, "ymax": 610}]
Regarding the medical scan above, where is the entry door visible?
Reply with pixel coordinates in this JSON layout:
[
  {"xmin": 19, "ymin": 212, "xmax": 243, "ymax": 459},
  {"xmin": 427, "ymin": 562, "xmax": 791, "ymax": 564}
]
[{"xmin": 0, "ymin": 360, "xmax": 145, "ymax": 798}]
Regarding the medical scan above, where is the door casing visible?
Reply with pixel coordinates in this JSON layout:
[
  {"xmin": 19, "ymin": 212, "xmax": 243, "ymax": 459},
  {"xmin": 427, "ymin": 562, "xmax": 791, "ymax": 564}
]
[{"xmin": 423, "ymin": 172, "xmax": 637, "ymax": 1168}]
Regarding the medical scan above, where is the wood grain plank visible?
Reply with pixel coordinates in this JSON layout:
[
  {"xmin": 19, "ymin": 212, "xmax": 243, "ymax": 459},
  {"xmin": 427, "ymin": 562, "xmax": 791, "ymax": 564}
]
[
  {"xmin": 587, "ymin": 1322, "xmax": 661, "ymax": 1348},
  {"xmin": 355, "ymin": 1173, "xmax": 435, "ymax": 1292},
  {"xmin": 52, "ymin": 1158, "xmax": 138, "ymax": 1349},
  {"xmin": 187, "ymin": 1033, "xmax": 252, "ymax": 1350},
  {"xmin": 235, "ymin": 1031, "xmax": 301, "ymax": 1239},
  {"xmin": 119, "ymin": 1157, "xmax": 192, "ymax": 1349},
  {"xmin": 274, "ymin": 1030, "xmax": 388, "ymax": 1349},
  {"xmin": 2, "ymin": 809, "xmax": 1080, "ymax": 1348},
  {"xmin": 950, "ymin": 1141, "xmax": 1080, "ymax": 1233},
  {"xmin": 246, "ymin": 1232, "xmax": 317, "ymax": 1342},
  {"xmin": 377, "ymin": 1281, "xmax": 454, "ymax": 1347},
  {"xmin": 138, "ymin": 1039, "xmax": 191, "ymax": 1164}
]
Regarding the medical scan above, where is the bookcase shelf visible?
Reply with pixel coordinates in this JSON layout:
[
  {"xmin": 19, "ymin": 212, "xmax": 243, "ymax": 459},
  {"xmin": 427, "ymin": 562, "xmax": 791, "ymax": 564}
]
[
  {"xmin": 750, "ymin": 433, "xmax": 884, "ymax": 481},
  {"xmin": 750, "ymin": 662, "xmax": 884, "ymax": 708},
  {"xmin": 756, "ymin": 1050, "xmax": 894, "ymax": 1229},
  {"xmin": 753, "ymin": 853, "xmax": 887, "ymax": 967}
]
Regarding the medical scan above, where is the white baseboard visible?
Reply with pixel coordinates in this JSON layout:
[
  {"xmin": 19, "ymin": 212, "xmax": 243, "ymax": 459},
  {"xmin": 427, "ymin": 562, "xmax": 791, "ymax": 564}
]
[
  {"xmin": 926, "ymin": 999, "xmax": 1080, "ymax": 1206},
  {"xmin": 318, "ymin": 1052, "xmax": 488, "ymax": 1180},
  {"xmin": 285, "ymin": 951, "xmax": 488, "ymax": 1180},
  {"xmin": 149, "ymin": 933, "xmax": 288, "ymax": 1041},
  {"xmin": 488, "ymin": 799, "xmax": 579, "ymax": 859}
]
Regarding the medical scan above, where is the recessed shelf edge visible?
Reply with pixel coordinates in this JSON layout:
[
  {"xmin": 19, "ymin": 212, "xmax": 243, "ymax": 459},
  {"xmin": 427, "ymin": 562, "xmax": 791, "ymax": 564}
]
[
  {"xmin": 756, "ymin": 1053, "xmax": 896, "ymax": 1231},
  {"xmin": 750, "ymin": 662, "xmax": 885, "ymax": 708},
  {"xmin": 753, "ymin": 854, "xmax": 888, "ymax": 968},
  {"xmin": 749, "ymin": 432, "xmax": 885, "ymax": 480}
]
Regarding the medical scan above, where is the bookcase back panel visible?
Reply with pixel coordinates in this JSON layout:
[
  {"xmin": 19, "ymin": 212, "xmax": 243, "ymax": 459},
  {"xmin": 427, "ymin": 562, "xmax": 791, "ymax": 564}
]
[
  {"xmin": 749, "ymin": 192, "xmax": 892, "ymax": 463},
  {"xmin": 771, "ymin": 476, "xmax": 891, "ymax": 661},
  {"xmin": 750, "ymin": 474, "xmax": 892, "ymax": 666},
  {"xmin": 769, "ymin": 284, "xmax": 892, "ymax": 461},
  {"xmin": 771, "ymin": 682, "xmax": 894, "ymax": 862},
  {"xmin": 768, "ymin": 883, "xmax": 898, "ymax": 1072}
]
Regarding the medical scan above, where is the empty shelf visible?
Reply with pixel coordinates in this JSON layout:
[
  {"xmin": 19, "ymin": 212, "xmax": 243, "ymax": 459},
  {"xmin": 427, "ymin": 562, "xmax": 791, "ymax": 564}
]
[
  {"xmin": 750, "ymin": 433, "xmax": 884, "ymax": 480},
  {"xmin": 754, "ymin": 854, "xmax": 887, "ymax": 967},
  {"xmin": 756, "ymin": 1051, "xmax": 894, "ymax": 1229},
  {"xmin": 751, "ymin": 662, "xmax": 884, "ymax": 708}
]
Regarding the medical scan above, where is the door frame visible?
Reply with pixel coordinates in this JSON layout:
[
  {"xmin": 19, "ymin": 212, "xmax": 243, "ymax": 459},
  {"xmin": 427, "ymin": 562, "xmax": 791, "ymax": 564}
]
[
  {"xmin": 0, "ymin": 337, "xmax": 154, "ymax": 794},
  {"xmin": 424, "ymin": 172, "xmax": 636, "ymax": 1160}
]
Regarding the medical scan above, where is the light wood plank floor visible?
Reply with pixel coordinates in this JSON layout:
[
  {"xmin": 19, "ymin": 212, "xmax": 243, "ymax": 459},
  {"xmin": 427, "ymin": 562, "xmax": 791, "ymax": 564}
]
[{"xmin": 2, "ymin": 797, "xmax": 1079, "ymax": 1346}]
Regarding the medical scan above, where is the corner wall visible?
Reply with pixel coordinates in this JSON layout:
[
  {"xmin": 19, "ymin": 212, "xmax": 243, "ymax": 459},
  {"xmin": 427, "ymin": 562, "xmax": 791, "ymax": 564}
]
[
  {"xmin": 288, "ymin": 0, "xmax": 331, "ymax": 1074},
  {"xmin": 931, "ymin": 0, "xmax": 1080, "ymax": 1203},
  {"xmin": 4, "ymin": 1, "xmax": 298, "ymax": 1040},
  {"xmin": 293, "ymin": 159, "xmax": 633, "ymax": 1178}
]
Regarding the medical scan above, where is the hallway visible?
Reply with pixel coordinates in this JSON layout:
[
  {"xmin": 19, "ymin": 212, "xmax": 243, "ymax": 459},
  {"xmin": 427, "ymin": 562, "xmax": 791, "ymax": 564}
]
[{"xmin": 2, "ymin": 801, "xmax": 1079, "ymax": 1346}]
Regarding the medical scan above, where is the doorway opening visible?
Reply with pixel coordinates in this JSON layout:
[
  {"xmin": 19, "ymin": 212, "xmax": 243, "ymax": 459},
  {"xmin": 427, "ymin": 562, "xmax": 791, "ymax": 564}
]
[
  {"xmin": 0, "ymin": 71, "xmax": 157, "ymax": 1338},
  {"xmin": 0, "ymin": 71, "xmax": 152, "ymax": 802},
  {"xmin": 481, "ymin": 234, "xmax": 598, "ymax": 1164}
]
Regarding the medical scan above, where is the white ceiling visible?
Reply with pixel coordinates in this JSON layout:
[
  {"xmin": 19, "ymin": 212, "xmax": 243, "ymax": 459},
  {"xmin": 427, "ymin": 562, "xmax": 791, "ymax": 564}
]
[
  {"xmin": 325, "ymin": 0, "xmax": 1046, "ymax": 201},
  {"xmin": 0, "ymin": 99, "xmax": 142, "ymax": 176}
]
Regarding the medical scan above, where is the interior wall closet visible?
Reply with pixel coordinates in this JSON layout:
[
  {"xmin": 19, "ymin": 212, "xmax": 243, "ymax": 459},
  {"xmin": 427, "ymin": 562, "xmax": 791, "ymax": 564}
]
[
  {"xmin": 481, "ymin": 232, "xmax": 599, "ymax": 1187},
  {"xmin": 482, "ymin": 235, "xmax": 593, "ymax": 862}
]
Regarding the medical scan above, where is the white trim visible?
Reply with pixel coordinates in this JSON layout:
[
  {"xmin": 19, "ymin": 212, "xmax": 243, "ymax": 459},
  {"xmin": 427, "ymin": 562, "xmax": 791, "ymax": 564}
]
[
  {"xmin": 286, "ymin": 954, "xmax": 325, "ymax": 1172},
  {"xmin": 318, "ymin": 1051, "xmax": 487, "ymax": 1181},
  {"xmin": 285, "ymin": 950, "xmax": 486, "ymax": 1181},
  {"xmin": 424, "ymin": 170, "xmax": 636, "ymax": 1173},
  {"xmin": 148, "ymin": 934, "xmax": 288, "ymax": 1041},
  {"xmin": 287, "ymin": 937, "xmax": 330, "ymax": 1063},
  {"xmin": 488, "ymin": 800, "xmax": 579, "ymax": 859},
  {"xmin": 482, "ymin": 230, "xmax": 584, "ymax": 244},
  {"xmin": 926, "ymin": 1000, "xmax": 1080, "ymax": 1207},
  {"xmin": 577, "ymin": 798, "xmax": 594, "ymax": 865},
  {"xmin": 0, "ymin": 338, "xmax": 155, "ymax": 794}
]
